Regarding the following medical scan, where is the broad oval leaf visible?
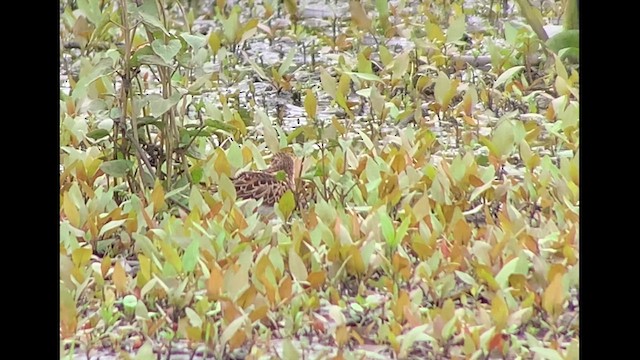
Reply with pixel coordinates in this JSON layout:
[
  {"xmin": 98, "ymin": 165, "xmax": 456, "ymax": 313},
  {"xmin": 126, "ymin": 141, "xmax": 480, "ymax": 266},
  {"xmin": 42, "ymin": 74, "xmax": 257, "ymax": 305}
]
[
  {"xmin": 100, "ymin": 160, "xmax": 133, "ymax": 177},
  {"xmin": 151, "ymin": 39, "xmax": 182, "ymax": 64}
]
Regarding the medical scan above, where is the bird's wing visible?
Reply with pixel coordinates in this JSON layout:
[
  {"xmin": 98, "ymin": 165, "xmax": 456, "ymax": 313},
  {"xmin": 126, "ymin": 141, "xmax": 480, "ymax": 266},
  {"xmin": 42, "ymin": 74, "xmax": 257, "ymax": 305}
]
[{"xmin": 231, "ymin": 171, "xmax": 291, "ymax": 206}]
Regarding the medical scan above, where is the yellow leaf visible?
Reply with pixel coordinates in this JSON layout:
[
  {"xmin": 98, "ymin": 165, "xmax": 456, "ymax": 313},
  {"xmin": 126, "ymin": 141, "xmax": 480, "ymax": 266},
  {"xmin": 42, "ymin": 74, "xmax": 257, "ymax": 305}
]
[
  {"xmin": 209, "ymin": 31, "xmax": 222, "ymax": 55},
  {"xmin": 347, "ymin": 245, "xmax": 365, "ymax": 275},
  {"xmin": 71, "ymin": 247, "xmax": 92, "ymax": 268},
  {"xmin": 214, "ymin": 148, "xmax": 231, "ymax": 177},
  {"xmin": 279, "ymin": 275, "xmax": 293, "ymax": 302},
  {"xmin": 151, "ymin": 180, "xmax": 166, "ymax": 214},
  {"xmin": 332, "ymin": 117, "xmax": 346, "ymax": 135},
  {"xmin": 392, "ymin": 290, "xmax": 410, "ymax": 322},
  {"xmin": 113, "ymin": 261, "xmax": 127, "ymax": 294},
  {"xmin": 283, "ymin": 0, "xmax": 298, "ymax": 17},
  {"xmin": 304, "ymin": 89, "xmax": 317, "ymax": 119},
  {"xmin": 426, "ymin": 22, "xmax": 445, "ymax": 43},
  {"xmin": 63, "ymin": 192, "xmax": 81, "ymax": 228},
  {"xmin": 159, "ymin": 241, "xmax": 183, "ymax": 273},
  {"xmin": 491, "ymin": 292, "xmax": 509, "ymax": 330},
  {"xmin": 138, "ymin": 254, "xmax": 151, "ymax": 281},
  {"xmin": 101, "ymin": 255, "xmax": 111, "ymax": 278},
  {"xmin": 452, "ymin": 219, "xmax": 471, "ymax": 245},
  {"xmin": 542, "ymin": 273, "xmax": 566, "ymax": 319}
]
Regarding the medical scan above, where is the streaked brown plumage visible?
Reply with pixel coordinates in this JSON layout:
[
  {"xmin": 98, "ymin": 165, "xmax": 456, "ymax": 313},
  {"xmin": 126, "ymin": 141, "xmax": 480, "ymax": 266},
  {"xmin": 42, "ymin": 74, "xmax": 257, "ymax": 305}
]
[{"xmin": 230, "ymin": 152, "xmax": 295, "ymax": 207}]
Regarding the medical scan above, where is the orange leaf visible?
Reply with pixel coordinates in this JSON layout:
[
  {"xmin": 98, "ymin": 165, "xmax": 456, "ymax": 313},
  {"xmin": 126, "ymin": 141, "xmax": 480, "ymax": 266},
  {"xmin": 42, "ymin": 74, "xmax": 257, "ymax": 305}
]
[
  {"xmin": 279, "ymin": 275, "xmax": 293, "ymax": 303},
  {"xmin": 307, "ymin": 271, "xmax": 326, "ymax": 289},
  {"xmin": 392, "ymin": 290, "xmax": 410, "ymax": 323},
  {"xmin": 349, "ymin": 0, "xmax": 371, "ymax": 31},
  {"xmin": 207, "ymin": 263, "xmax": 224, "ymax": 301}
]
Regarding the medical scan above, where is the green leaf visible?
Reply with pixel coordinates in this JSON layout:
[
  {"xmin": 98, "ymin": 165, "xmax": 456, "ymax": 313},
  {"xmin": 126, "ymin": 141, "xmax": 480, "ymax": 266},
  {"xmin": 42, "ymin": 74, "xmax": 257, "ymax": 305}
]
[
  {"xmin": 398, "ymin": 324, "xmax": 437, "ymax": 358},
  {"xmin": 277, "ymin": 190, "xmax": 296, "ymax": 220},
  {"xmin": 495, "ymin": 253, "xmax": 530, "ymax": 289},
  {"xmin": 278, "ymin": 48, "xmax": 296, "ymax": 76},
  {"xmin": 446, "ymin": 16, "xmax": 466, "ymax": 43},
  {"xmin": 288, "ymin": 247, "xmax": 308, "ymax": 282},
  {"xmin": 100, "ymin": 160, "xmax": 133, "ymax": 177},
  {"xmin": 434, "ymin": 71, "xmax": 452, "ymax": 106},
  {"xmin": 76, "ymin": 0, "xmax": 102, "ymax": 25},
  {"xmin": 86, "ymin": 129, "xmax": 110, "ymax": 140},
  {"xmin": 160, "ymin": 240, "xmax": 183, "ymax": 273},
  {"xmin": 395, "ymin": 216, "xmax": 410, "ymax": 244},
  {"xmin": 220, "ymin": 313, "xmax": 248, "ymax": 346},
  {"xmin": 344, "ymin": 71, "xmax": 384, "ymax": 83},
  {"xmin": 357, "ymin": 130, "xmax": 374, "ymax": 151},
  {"xmin": 98, "ymin": 219, "xmax": 127, "ymax": 237},
  {"xmin": 455, "ymin": 270, "xmax": 477, "ymax": 286},
  {"xmin": 182, "ymin": 240, "xmax": 200, "ymax": 274},
  {"xmin": 138, "ymin": 6, "xmax": 170, "ymax": 36},
  {"xmin": 72, "ymin": 58, "xmax": 112, "ymax": 101},
  {"xmin": 320, "ymin": 67, "xmax": 337, "ymax": 99},
  {"xmin": 151, "ymin": 39, "xmax": 182, "ymax": 64},
  {"xmin": 493, "ymin": 66, "xmax": 525, "ymax": 89},
  {"xmin": 255, "ymin": 108, "xmax": 279, "ymax": 153},
  {"xmin": 469, "ymin": 179, "xmax": 495, "ymax": 203},
  {"xmin": 491, "ymin": 120, "xmax": 516, "ymax": 158},
  {"xmin": 133, "ymin": 341, "xmax": 156, "ymax": 360},
  {"xmin": 379, "ymin": 209, "xmax": 396, "ymax": 247},
  {"xmin": 282, "ymin": 339, "xmax": 301, "ymax": 360},
  {"xmin": 180, "ymin": 33, "xmax": 207, "ymax": 49},
  {"xmin": 148, "ymin": 92, "xmax": 182, "ymax": 118},
  {"xmin": 530, "ymin": 347, "xmax": 564, "ymax": 360},
  {"xmin": 185, "ymin": 307, "xmax": 203, "ymax": 327}
]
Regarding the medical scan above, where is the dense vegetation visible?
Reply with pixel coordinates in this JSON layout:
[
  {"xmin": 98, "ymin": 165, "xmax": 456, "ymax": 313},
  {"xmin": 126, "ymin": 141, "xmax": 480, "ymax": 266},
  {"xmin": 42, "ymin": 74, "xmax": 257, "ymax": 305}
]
[{"xmin": 60, "ymin": 0, "xmax": 579, "ymax": 358}]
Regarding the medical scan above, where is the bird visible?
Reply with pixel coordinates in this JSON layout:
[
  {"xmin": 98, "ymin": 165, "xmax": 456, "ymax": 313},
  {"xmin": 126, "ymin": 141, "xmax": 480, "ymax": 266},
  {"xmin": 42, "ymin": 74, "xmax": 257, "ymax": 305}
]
[{"xmin": 230, "ymin": 151, "xmax": 296, "ymax": 207}]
